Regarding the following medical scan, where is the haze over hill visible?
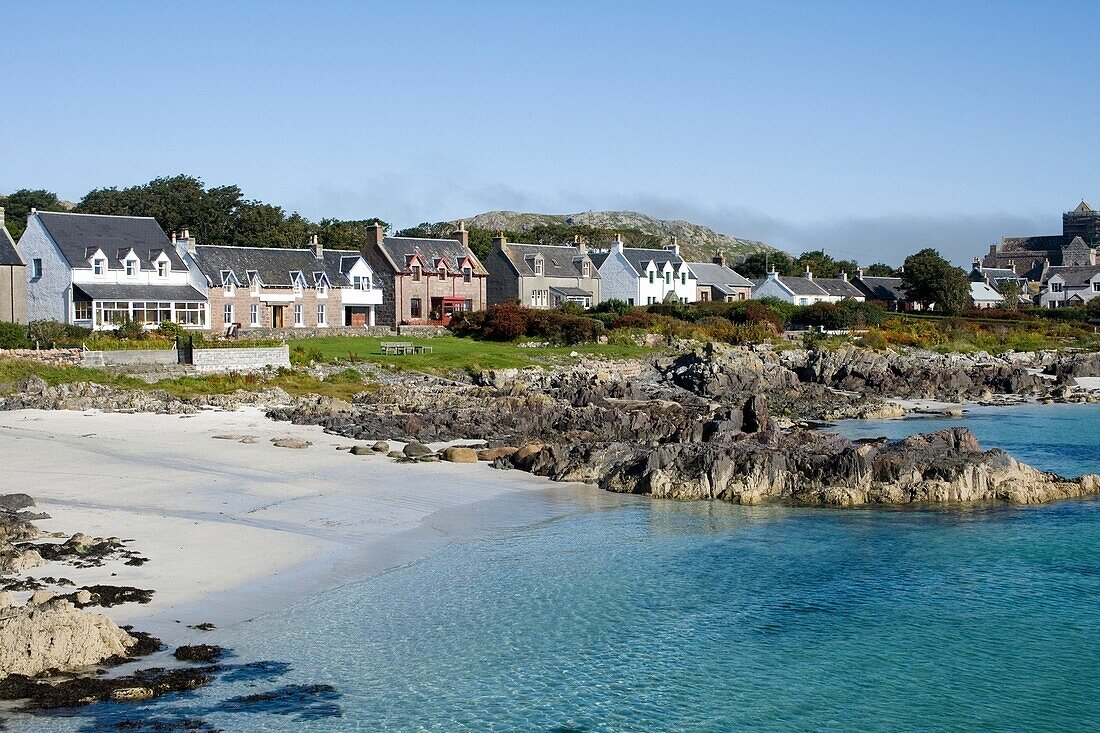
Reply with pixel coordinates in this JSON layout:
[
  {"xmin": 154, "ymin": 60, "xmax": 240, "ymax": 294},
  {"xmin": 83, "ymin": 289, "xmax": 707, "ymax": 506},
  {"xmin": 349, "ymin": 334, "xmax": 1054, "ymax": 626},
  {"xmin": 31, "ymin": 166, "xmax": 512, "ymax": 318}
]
[{"xmin": 460, "ymin": 210, "xmax": 777, "ymax": 263}]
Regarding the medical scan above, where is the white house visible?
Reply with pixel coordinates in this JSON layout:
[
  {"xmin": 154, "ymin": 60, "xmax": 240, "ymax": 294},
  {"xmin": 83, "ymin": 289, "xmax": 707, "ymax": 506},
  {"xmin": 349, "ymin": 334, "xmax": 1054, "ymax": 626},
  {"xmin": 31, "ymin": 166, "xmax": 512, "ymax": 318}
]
[
  {"xmin": 590, "ymin": 236, "xmax": 696, "ymax": 305},
  {"xmin": 18, "ymin": 211, "xmax": 209, "ymax": 330},
  {"xmin": 751, "ymin": 269, "xmax": 865, "ymax": 305},
  {"xmin": 969, "ymin": 282, "xmax": 1005, "ymax": 309},
  {"xmin": 1037, "ymin": 265, "xmax": 1100, "ymax": 308}
]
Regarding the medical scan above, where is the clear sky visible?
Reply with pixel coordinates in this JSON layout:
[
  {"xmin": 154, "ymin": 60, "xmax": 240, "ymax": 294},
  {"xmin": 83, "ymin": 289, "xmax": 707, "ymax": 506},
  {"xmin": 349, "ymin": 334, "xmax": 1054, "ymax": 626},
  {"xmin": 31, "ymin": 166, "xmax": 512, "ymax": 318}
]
[{"xmin": 4, "ymin": 0, "xmax": 1098, "ymax": 264}]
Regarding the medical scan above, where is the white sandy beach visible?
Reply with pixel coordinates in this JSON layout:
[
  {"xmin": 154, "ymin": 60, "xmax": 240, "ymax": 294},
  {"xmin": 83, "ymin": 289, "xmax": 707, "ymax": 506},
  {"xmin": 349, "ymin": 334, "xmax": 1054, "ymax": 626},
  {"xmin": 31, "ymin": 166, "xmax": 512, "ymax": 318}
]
[{"xmin": 0, "ymin": 407, "xmax": 606, "ymax": 638}]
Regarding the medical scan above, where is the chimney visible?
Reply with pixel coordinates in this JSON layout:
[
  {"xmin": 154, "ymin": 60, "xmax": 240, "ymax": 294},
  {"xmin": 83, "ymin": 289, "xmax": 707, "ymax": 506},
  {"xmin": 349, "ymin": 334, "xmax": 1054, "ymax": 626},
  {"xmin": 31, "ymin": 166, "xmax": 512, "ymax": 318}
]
[
  {"xmin": 666, "ymin": 236, "xmax": 680, "ymax": 257},
  {"xmin": 365, "ymin": 222, "xmax": 385, "ymax": 251},
  {"xmin": 712, "ymin": 249, "xmax": 725, "ymax": 267},
  {"xmin": 613, "ymin": 234, "xmax": 624, "ymax": 254},
  {"xmin": 177, "ymin": 229, "xmax": 197, "ymax": 254},
  {"xmin": 856, "ymin": 267, "xmax": 864, "ymax": 280},
  {"xmin": 492, "ymin": 231, "xmax": 507, "ymax": 251},
  {"xmin": 0, "ymin": 207, "xmax": 5, "ymax": 228},
  {"xmin": 972, "ymin": 257, "xmax": 982, "ymax": 271},
  {"xmin": 451, "ymin": 220, "xmax": 469, "ymax": 249},
  {"xmin": 803, "ymin": 267, "xmax": 813, "ymax": 281},
  {"xmin": 839, "ymin": 271, "xmax": 848, "ymax": 282},
  {"xmin": 310, "ymin": 233, "xmax": 323, "ymax": 259},
  {"xmin": 574, "ymin": 234, "xmax": 587, "ymax": 254}
]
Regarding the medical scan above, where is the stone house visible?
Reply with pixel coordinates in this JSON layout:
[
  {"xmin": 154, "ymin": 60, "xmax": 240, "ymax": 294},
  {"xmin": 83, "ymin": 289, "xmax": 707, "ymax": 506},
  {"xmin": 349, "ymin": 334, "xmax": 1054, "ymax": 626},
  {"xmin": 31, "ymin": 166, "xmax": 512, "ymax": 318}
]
[
  {"xmin": 362, "ymin": 223, "xmax": 487, "ymax": 326},
  {"xmin": 486, "ymin": 235, "xmax": 601, "ymax": 308},
  {"xmin": 982, "ymin": 201, "xmax": 1100, "ymax": 282},
  {"xmin": 0, "ymin": 208, "xmax": 26, "ymax": 324},
  {"xmin": 686, "ymin": 251, "xmax": 752, "ymax": 302},
  {"xmin": 590, "ymin": 236, "xmax": 696, "ymax": 306},
  {"xmin": 17, "ymin": 211, "xmax": 208, "ymax": 330},
  {"xmin": 1036, "ymin": 264, "xmax": 1100, "ymax": 308},
  {"xmin": 191, "ymin": 234, "xmax": 382, "ymax": 332},
  {"xmin": 851, "ymin": 272, "xmax": 916, "ymax": 311}
]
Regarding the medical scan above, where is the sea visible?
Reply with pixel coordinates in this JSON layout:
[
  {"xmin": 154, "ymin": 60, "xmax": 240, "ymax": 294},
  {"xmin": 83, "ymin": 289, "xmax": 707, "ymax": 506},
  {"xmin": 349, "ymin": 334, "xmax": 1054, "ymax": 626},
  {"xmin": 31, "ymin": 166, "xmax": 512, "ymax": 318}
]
[{"xmin": 15, "ymin": 403, "xmax": 1100, "ymax": 732}]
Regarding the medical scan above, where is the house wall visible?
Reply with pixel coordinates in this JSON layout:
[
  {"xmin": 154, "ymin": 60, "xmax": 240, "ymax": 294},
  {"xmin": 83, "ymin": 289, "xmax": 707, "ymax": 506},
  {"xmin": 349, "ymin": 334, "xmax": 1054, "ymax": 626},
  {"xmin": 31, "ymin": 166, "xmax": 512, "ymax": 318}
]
[
  {"xmin": 518, "ymin": 274, "xmax": 601, "ymax": 308},
  {"xmin": 392, "ymin": 272, "xmax": 486, "ymax": 324},
  {"xmin": 208, "ymin": 286, "xmax": 334, "ymax": 331},
  {"xmin": 1038, "ymin": 278, "xmax": 1100, "ymax": 308},
  {"xmin": 362, "ymin": 248, "xmax": 399, "ymax": 326},
  {"xmin": 597, "ymin": 252, "xmax": 642, "ymax": 305},
  {"xmin": 17, "ymin": 217, "xmax": 71, "ymax": 323},
  {"xmin": 0, "ymin": 265, "xmax": 27, "ymax": 323},
  {"xmin": 486, "ymin": 249, "xmax": 521, "ymax": 305},
  {"xmin": 752, "ymin": 278, "xmax": 798, "ymax": 303}
]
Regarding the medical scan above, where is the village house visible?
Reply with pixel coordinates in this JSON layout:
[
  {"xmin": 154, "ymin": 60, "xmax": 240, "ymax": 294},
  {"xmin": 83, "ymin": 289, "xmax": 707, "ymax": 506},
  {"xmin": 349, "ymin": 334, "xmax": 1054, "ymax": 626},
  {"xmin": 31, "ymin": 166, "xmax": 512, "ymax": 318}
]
[
  {"xmin": 486, "ymin": 235, "xmax": 600, "ymax": 308},
  {"xmin": 1036, "ymin": 263, "xmax": 1100, "ymax": 308},
  {"xmin": 17, "ymin": 211, "xmax": 208, "ymax": 330},
  {"xmin": 686, "ymin": 251, "xmax": 753, "ymax": 302},
  {"xmin": 982, "ymin": 201, "xmax": 1100, "ymax": 282},
  {"xmin": 191, "ymin": 234, "xmax": 382, "ymax": 333},
  {"xmin": 851, "ymin": 271, "xmax": 915, "ymax": 311},
  {"xmin": 362, "ymin": 222, "xmax": 487, "ymax": 326},
  {"xmin": 590, "ymin": 236, "xmax": 696, "ymax": 306},
  {"xmin": 969, "ymin": 260, "xmax": 1032, "ymax": 306},
  {"xmin": 752, "ymin": 269, "xmax": 865, "ymax": 305},
  {"xmin": 969, "ymin": 282, "xmax": 1005, "ymax": 309},
  {"xmin": 0, "ymin": 208, "xmax": 26, "ymax": 324}
]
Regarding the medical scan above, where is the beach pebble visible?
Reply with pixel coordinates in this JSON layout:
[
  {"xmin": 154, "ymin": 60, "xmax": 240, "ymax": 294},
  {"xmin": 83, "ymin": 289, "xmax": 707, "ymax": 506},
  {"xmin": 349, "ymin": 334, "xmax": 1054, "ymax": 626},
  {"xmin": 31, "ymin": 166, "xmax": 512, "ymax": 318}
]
[
  {"xmin": 0, "ymin": 591, "xmax": 14, "ymax": 608},
  {"xmin": 74, "ymin": 590, "xmax": 93, "ymax": 605},
  {"xmin": 387, "ymin": 451, "xmax": 404, "ymax": 459},
  {"xmin": 349, "ymin": 445, "xmax": 374, "ymax": 456},
  {"xmin": 29, "ymin": 590, "xmax": 55, "ymax": 605},
  {"xmin": 239, "ymin": 436, "xmax": 260, "ymax": 444},
  {"xmin": 440, "ymin": 447, "xmax": 478, "ymax": 463},
  {"xmin": 402, "ymin": 442, "xmax": 433, "ymax": 458},
  {"xmin": 372, "ymin": 441, "xmax": 390, "ymax": 453},
  {"xmin": 477, "ymin": 447, "xmax": 517, "ymax": 462},
  {"xmin": 272, "ymin": 438, "xmax": 311, "ymax": 449}
]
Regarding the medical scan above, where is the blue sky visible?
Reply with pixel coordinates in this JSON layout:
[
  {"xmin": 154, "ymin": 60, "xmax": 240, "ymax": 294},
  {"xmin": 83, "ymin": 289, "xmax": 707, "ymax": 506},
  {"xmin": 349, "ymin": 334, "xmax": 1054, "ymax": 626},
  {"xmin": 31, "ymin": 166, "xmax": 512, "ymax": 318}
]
[{"xmin": 4, "ymin": 0, "xmax": 1098, "ymax": 264}]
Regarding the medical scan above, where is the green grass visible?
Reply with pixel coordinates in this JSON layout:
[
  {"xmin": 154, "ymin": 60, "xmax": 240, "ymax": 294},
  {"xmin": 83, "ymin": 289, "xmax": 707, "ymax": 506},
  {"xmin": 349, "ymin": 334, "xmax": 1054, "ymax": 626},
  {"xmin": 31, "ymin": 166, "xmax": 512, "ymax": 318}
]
[
  {"xmin": 292, "ymin": 336, "xmax": 659, "ymax": 372},
  {"xmin": 0, "ymin": 358, "xmax": 148, "ymax": 392}
]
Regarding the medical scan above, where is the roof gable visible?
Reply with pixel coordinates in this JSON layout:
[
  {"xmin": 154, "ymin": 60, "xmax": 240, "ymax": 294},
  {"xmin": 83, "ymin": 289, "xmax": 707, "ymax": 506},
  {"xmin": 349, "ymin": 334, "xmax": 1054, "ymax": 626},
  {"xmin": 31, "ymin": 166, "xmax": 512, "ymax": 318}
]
[{"xmin": 36, "ymin": 212, "xmax": 185, "ymax": 271}]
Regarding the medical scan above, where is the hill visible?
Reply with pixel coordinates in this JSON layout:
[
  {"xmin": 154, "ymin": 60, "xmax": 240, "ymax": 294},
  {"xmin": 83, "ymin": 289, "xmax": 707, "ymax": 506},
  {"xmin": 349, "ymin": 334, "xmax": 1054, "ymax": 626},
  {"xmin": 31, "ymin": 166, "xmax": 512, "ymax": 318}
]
[{"xmin": 459, "ymin": 210, "xmax": 777, "ymax": 263}]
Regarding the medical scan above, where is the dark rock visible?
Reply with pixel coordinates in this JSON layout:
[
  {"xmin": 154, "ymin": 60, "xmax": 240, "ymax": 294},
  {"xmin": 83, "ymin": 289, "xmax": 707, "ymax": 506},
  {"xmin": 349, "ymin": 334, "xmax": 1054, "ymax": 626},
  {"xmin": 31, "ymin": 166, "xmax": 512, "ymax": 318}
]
[
  {"xmin": 402, "ymin": 442, "xmax": 433, "ymax": 458},
  {"xmin": 174, "ymin": 645, "xmax": 224, "ymax": 663}
]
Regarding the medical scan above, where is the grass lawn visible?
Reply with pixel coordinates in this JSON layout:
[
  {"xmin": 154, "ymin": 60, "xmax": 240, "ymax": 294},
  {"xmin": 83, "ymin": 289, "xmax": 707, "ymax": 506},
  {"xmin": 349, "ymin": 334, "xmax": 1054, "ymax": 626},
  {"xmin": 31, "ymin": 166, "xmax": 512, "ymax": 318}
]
[{"xmin": 291, "ymin": 336, "xmax": 659, "ymax": 372}]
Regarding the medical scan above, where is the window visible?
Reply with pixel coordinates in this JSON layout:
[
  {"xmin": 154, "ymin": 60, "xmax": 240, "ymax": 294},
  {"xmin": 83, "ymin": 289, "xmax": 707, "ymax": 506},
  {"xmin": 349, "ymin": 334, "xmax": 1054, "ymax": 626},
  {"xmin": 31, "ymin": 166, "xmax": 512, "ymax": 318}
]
[
  {"xmin": 530, "ymin": 292, "xmax": 538, "ymax": 306},
  {"xmin": 799, "ymin": 298, "xmax": 809, "ymax": 305},
  {"xmin": 681, "ymin": 272, "xmax": 686, "ymax": 285},
  {"xmin": 174, "ymin": 302, "xmax": 206, "ymax": 326},
  {"xmin": 1093, "ymin": 282, "xmax": 1100, "ymax": 292},
  {"xmin": 317, "ymin": 304, "xmax": 326, "ymax": 325},
  {"xmin": 665, "ymin": 272, "xmax": 671, "ymax": 284},
  {"xmin": 294, "ymin": 304, "xmax": 303, "ymax": 326},
  {"xmin": 251, "ymin": 278, "xmax": 260, "ymax": 296},
  {"xmin": 93, "ymin": 259, "xmax": 106, "ymax": 275},
  {"xmin": 410, "ymin": 297, "xmax": 422, "ymax": 318},
  {"xmin": 464, "ymin": 299, "xmax": 473, "ymax": 311},
  {"xmin": 157, "ymin": 261, "xmax": 169, "ymax": 278},
  {"xmin": 534, "ymin": 258, "xmax": 544, "ymax": 275},
  {"xmin": 438, "ymin": 266, "xmax": 446, "ymax": 281},
  {"xmin": 125, "ymin": 260, "xmax": 137, "ymax": 276},
  {"xmin": 353, "ymin": 275, "xmax": 367, "ymax": 290},
  {"xmin": 411, "ymin": 265, "xmax": 421, "ymax": 282},
  {"xmin": 224, "ymin": 282, "xmax": 235, "ymax": 297},
  {"xmin": 74, "ymin": 301, "xmax": 92, "ymax": 321},
  {"xmin": 463, "ymin": 267, "xmax": 472, "ymax": 283},
  {"xmin": 224, "ymin": 304, "xmax": 234, "ymax": 325},
  {"xmin": 628, "ymin": 298, "xmax": 634, "ymax": 306},
  {"xmin": 1051, "ymin": 282, "xmax": 1063, "ymax": 293},
  {"xmin": 250, "ymin": 304, "xmax": 259, "ymax": 326},
  {"xmin": 294, "ymin": 278, "xmax": 303, "ymax": 296},
  {"xmin": 317, "ymin": 282, "xmax": 328, "ymax": 298},
  {"xmin": 582, "ymin": 262, "xmax": 591, "ymax": 278},
  {"xmin": 133, "ymin": 301, "xmax": 171, "ymax": 324},
  {"xmin": 648, "ymin": 271, "xmax": 655, "ymax": 284},
  {"xmin": 95, "ymin": 301, "xmax": 129, "ymax": 326},
  {"xmin": 32, "ymin": 259, "xmax": 42, "ymax": 279}
]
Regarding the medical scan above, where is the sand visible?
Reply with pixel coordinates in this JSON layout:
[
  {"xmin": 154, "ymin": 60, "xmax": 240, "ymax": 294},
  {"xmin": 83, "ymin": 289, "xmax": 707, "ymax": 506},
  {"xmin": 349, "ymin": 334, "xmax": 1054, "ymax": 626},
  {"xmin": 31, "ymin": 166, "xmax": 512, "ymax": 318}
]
[{"xmin": 0, "ymin": 407, "xmax": 592, "ymax": 637}]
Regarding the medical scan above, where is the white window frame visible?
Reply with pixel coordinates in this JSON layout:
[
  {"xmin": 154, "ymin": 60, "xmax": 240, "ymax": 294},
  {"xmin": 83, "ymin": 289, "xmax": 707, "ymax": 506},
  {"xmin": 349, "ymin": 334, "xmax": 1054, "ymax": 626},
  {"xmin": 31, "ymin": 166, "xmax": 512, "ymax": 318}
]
[
  {"xmin": 463, "ymin": 267, "xmax": 472, "ymax": 283},
  {"xmin": 224, "ymin": 282, "xmax": 235, "ymax": 297},
  {"xmin": 157, "ymin": 260, "xmax": 169, "ymax": 278},
  {"xmin": 1051, "ymin": 282, "xmax": 1063, "ymax": 293},
  {"xmin": 294, "ymin": 303, "xmax": 304, "ymax": 326},
  {"xmin": 317, "ymin": 303, "xmax": 326, "ymax": 326},
  {"xmin": 317, "ymin": 281, "xmax": 328, "ymax": 298},
  {"xmin": 93, "ymin": 259, "xmax": 106, "ymax": 276},
  {"xmin": 125, "ymin": 259, "xmax": 137, "ymax": 276},
  {"xmin": 250, "ymin": 303, "xmax": 259, "ymax": 326},
  {"xmin": 534, "ymin": 258, "xmax": 544, "ymax": 275},
  {"xmin": 224, "ymin": 303, "xmax": 234, "ymax": 325},
  {"xmin": 582, "ymin": 261, "xmax": 591, "ymax": 278},
  {"xmin": 32, "ymin": 258, "xmax": 42, "ymax": 278}
]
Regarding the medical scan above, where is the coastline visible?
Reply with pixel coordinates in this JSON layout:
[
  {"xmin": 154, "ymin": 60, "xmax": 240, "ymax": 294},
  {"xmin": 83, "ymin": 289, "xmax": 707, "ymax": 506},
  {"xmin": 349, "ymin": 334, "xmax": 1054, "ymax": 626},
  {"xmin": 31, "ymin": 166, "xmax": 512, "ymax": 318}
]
[{"xmin": 0, "ymin": 407, "xmax": 612, "ymax": 640}]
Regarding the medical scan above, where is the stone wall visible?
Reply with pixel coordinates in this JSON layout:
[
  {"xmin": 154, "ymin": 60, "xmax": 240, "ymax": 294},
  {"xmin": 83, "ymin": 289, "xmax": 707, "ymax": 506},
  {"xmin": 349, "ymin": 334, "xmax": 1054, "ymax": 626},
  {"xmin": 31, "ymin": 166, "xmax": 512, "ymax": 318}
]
[
  {"xmin": 192, "ymin": 345, "xmax": 291, "ymax": 373},
  {"xmin": 232, "ymin": 325, "xmax": 449, "ymax": 340},
  {"xmin": 0, "ymin": 348, "xmax": 83, "ymax": 366},
  {"xmin": 84, "ymin": 349, "xmax": 178, "ymax": 367}
]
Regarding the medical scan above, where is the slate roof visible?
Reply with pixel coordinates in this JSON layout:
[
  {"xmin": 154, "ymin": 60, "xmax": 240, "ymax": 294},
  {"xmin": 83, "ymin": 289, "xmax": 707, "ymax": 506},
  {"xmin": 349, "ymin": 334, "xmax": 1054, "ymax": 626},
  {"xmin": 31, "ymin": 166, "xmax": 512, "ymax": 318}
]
[
  {"xmin": 498, "ymin": 243, "xmax": 598, "ymax": 278},
  {"xmin": 970, "ymin": 282, "xmax": 1004, "ymax": 303},
  {"xmin": 999, "ymin": 235, "xmax": 1064, "ymax": 254},
  {"xmin": 74, "ymin": 284, "xmax": 206, "ymax": 301},
  {"xmin": 549, "ymin": 286, "xmax": 593, "ymax": 297},
  {"xmin": 376, "ymin": 237, "xmax": 485, "ymax": 275},
  {"xmin": 975, "ymin": 267, "xmax": 1019, "ymax": 280},
  {"xmin": 1042, "ymin": 265, "xmax": 1100, "ymax": 287},
  {"xmin": 854, "ymin": 276, "xmax": 908, "ymax": 301},
  {"xmin": 815, "ymin": 277, "xmax": 864, "ymax": 299},
  {"xmin": 686, "ymin": 262, "xmax": 753, "ymax": 294},
  {"xmin": 588, "ymin": 252, "xmax": 610, "ymax": 268},
  {"xmin": 323, "ymin": 249, "xmax": 369, "ymax": 277},
  {"xmin": 36, "ymin": 212, "xmax": 187, "ymax": 271},
  {"xmin": 193, "ymin": 245, "xmax": 351, "ymax": 287},
  {"xmin": 763, "ymin": 275, "xmax": 829, "ymax": 297},
  {"xmin": 620, "ymin": 247, "xmax": 685, "ymax": 274},
  {"xmin": 0, "ymin": 222, "xmax": 22, "ymax": 267}
]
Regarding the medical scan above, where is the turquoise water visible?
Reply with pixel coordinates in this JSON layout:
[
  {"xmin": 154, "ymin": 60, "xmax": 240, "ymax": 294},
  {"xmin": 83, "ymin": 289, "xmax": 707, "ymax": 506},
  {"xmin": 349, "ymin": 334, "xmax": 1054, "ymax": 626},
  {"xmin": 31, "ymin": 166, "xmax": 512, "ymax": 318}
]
[{"xmin": 16, "ymin": 405, "xmax": 1100, "ymax": 732}]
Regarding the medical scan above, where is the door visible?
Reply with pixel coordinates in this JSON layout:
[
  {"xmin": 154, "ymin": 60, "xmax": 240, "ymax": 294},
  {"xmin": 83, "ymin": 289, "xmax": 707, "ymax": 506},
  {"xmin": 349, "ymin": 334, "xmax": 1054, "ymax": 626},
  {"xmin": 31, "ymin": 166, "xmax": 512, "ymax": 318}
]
[
  {"xmin": 347, "ymin": 307, "xmax": 367, "ymax": 326},
  {"xmin": 271, "ymin": 305, "xmax": 285, "ymax": 328}
]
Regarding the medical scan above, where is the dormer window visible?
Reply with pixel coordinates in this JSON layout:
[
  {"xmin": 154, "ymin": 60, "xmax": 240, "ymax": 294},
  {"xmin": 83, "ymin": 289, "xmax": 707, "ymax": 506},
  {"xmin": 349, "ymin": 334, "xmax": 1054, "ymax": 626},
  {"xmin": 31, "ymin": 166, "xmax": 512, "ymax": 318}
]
[
  {"xmin": 438, "ymin": 266, "xmax": 446, "ymax": 281},
  {"xmin": 534, "ymin": 258, "xmax": 544, "ymax": 275},
  {"xmin": 317, "ymin": 280, "xmax": 328, "ymax": 297},
  {"xmin": 125, "ymin": 259, "xmax": 137, "ymax": 276},
  {"xmin": 1051, "ymin": 282, "xmax": 1063, "ymax": 293},
  {"xmin": 224, "ymin": 281, "xmax": 235, "ymax": 297},
  {"xmin": 294, "ymin": 277, "xmax": 303, "ymax": 296},
  {"xmin": 250, "ymin": 276, "xmax": 260, "ymax": 296},
  {"xmin": 463, "ymin": 266, "xmax": 472, "ymax": 283},
  {"xmin": 582, "ymin": 261, "xmax": 591, "ymax": 278},
  {"xmin": 157, "ymin": 261, "xmax": 169, "ymax": 278},
  {"xmin": 412, "ymin": 265, "xmax": 421, "ymax": 282},
  {"xmin": 93, "ymin": 259, "xmax": 106, "ymax": 276}
]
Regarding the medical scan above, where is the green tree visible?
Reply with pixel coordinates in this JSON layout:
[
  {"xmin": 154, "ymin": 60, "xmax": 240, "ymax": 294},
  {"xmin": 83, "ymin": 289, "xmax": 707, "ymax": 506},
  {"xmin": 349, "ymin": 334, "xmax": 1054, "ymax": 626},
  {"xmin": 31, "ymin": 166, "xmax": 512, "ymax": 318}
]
[
  {"xmin": 792, "ymin": 250, "xmax": 859, "ymax": 278},
  {"xmin": 736, "ymin": 251, "xmax": 797, "ymax": 278},
  {"xmin": 863, "ymin": 263, "xmax": 896, "ymax": 277},
  {"xmin": 900, "ymin": 248, "xmax": 970, "ymax": 315},
  {"xmin": 996, "ymin": 280, "xmax": 1022, "ymax": 311},
  {"xmin": 0, "ymin": 189, "xmax": 65, "ymax": 239}
]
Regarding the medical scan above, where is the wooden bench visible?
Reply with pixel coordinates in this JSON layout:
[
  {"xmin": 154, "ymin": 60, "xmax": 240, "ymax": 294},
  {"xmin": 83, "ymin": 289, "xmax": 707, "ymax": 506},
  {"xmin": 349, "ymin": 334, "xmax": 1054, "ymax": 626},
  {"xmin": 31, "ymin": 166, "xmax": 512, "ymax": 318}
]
[{"xmin": 380, "ymin": 341, "xmax": 415, "ymax": 355}]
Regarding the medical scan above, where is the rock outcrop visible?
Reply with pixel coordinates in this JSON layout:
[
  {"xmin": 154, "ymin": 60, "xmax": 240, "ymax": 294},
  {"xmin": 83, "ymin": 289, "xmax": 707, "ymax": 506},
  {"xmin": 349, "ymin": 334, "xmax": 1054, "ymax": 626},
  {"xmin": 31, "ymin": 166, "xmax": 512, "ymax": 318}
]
[{"xmin": 0, "ymin": 597, "xmax": 136, "ymax": 678}]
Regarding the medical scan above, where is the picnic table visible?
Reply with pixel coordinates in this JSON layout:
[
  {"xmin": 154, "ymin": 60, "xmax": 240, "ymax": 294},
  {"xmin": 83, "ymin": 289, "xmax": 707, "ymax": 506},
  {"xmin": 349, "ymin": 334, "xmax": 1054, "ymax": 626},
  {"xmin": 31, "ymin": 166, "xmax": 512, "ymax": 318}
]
[{"xmin": 380, "ymin": 342, "xmax": 433, "ymax": 355}]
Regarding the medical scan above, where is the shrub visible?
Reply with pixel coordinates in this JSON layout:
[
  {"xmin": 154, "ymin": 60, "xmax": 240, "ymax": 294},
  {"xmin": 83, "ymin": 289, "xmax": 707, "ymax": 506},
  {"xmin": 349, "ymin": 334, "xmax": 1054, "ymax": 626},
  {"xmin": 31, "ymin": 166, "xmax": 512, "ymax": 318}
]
[
  {"xmin": 290, "ymin": 344, "xmax": 324, "ymax": 366},
  {"xmin": 115, "ymin": 319, "xmax": 147, "ymax": 341},
  {"xmin": 591, "ymin": 299, "xmax": 633, "ymax": 317},
  {"xmin": 791, "ymin": 302, "xmax": 846, "ymax": 330},
  {"xmin": 27, "ymin": 320, "xmax": 70, "ymax": 346},
  {"xmin": 0, "ymin": 322, "xmax": 30, "ymax": 349},
  {"xmin": 156, "ymin": 321, "xmax": 186, "ymax": 340}
]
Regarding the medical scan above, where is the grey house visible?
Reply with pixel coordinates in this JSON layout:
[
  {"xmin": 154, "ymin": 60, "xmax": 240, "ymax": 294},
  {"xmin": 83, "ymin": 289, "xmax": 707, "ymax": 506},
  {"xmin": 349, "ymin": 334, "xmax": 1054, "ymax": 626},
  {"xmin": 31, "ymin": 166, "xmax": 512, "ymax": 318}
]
[
  {"xmin": 0, "ymin": 208, "xmax": 26, "ymax": 324},
  {"xmin": 487, "ymin": 235, "xmax": 601, "ymax": 308}
]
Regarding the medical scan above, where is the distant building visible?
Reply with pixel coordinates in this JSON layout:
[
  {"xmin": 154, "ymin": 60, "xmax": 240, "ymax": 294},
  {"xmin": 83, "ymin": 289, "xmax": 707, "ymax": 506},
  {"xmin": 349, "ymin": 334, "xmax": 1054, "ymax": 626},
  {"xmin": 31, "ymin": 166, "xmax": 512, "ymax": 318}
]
[
  {"xmin": 486, "ymin": 235, "xmax": 601, "ymax": 308},
  {"xmin": 0, "ymin": 208, "xmax": 26, "ymax": 324},
  {"xmin": 969, "ymin": 260, "xmax": 1031, "ymax": 306},
  {"xmin": 191, "ymin": 235, "xmax": 382, "ymax": 333},
  {"xmin": 752, "ymin": 269, "xmax": 864, "ymax": 305},
  {"xmin": 1037, "ymin": 264, "xmax": 1100, "ymax": 308},
  {"xmin": 363, "ymin": 222, "xmax": 488, "ymax": 326},
  {"xmin": 983, "ymin": 201, "xmax": 1100, "ymax": 281},
  {"xmin": 590, "ymin": 236, "xmax": 696, "ymax": 305},
  {"xmin": 18, "ymin": 211, "xmax": 208, "ymax": 331},
  {"xmin": 851, "ymin": 271, "xmax": 916, "ymax": 311},
  {"xmin": 686, "ymin": 251, "xmax": 753, "ymax": 302}
]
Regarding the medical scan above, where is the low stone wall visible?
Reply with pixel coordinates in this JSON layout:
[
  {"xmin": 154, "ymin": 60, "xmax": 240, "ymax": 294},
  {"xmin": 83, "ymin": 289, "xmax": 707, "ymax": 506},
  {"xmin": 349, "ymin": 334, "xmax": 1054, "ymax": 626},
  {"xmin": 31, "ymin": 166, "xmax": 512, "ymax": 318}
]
[
  {"xmin": 233, "ymin": 325, "xmax": 449, "ymax": 340},
  {"xmin": 192, "ymin": 345, "xmax": 291, "ymax": 373},
  {"xmin": 0, "ymin": 348, "xmax": 83, "ymax": 367},
  {"xmin": 84, "ymin": 349, "xmax": 178, "ymax": 367}
]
